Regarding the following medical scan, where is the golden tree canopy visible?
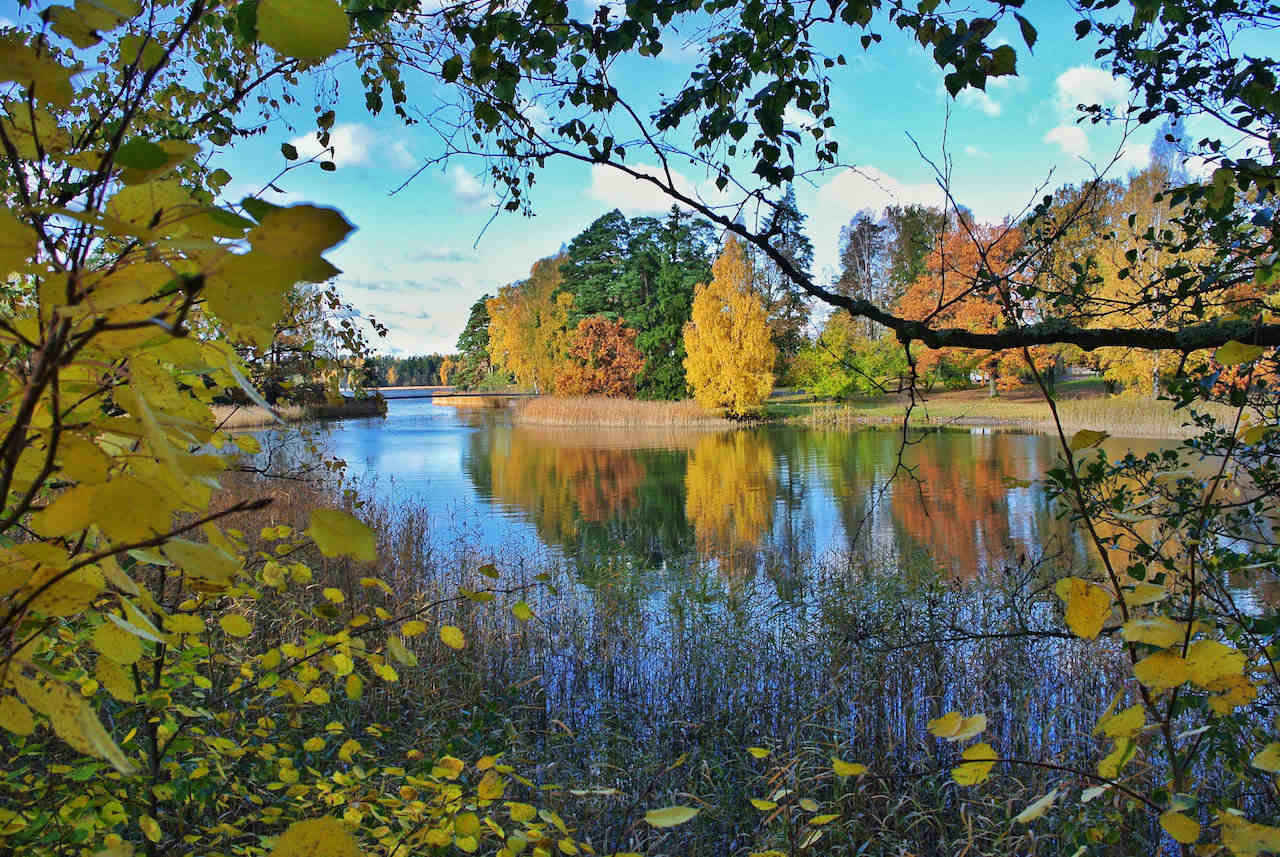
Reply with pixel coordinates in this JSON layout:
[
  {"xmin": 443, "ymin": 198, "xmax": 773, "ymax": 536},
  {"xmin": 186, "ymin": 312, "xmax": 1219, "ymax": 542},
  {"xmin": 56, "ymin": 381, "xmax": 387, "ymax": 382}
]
[{"xmin": 682, "ymin": 237, "xmax": 776, "ymax": 415}]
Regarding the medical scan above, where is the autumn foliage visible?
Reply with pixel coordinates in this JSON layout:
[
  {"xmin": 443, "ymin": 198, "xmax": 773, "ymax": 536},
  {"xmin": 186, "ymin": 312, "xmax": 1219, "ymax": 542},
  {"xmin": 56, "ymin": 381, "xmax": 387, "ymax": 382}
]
[
  {"xmin": 683, "ymin": 237, "xmax": 777, "ymax": 415},
  {"xmin": 557, "ymin": 316, "xmax": 646, "ymax": 397},
  {"xmin": 894, "ymin": 219, "xmax": 1052, "ymax": 390}
]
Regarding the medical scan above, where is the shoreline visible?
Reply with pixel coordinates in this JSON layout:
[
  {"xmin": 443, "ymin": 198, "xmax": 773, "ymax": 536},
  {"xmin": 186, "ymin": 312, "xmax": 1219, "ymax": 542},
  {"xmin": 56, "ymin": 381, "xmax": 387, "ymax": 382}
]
[{"xmin": 212, "ymin": 396, "xmax": 386, "ymax": 430}]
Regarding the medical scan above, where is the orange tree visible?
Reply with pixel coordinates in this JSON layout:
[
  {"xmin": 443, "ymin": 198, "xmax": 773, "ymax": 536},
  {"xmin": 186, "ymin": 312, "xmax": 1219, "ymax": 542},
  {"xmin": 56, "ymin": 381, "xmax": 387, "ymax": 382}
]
[{"xmin": 557, "ymin": 316, "xmax": 645, "ymax": 397}]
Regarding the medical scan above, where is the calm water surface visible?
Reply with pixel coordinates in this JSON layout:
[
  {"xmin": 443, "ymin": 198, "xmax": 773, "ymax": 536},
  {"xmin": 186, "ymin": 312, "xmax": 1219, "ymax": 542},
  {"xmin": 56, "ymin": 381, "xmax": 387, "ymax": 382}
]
[{"xmin": 291, "ymin": 394, "xmax": 1166, "ymax": 584}]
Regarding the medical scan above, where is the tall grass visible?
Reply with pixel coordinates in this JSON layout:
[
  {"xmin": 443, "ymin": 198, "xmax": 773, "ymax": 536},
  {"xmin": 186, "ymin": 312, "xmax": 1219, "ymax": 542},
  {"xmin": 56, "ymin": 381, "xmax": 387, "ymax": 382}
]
[
  {"xmin": 212, "ymin": 454, "xmax": 1156, "ymax": 856},
  {"xmin": 800, "ymin": 394, "xmax": 1239, "ymax": 438},
  {"xmin": 515, "ymin": 395, "xmax": 731, "ymax": 427},
  {"xmin": 212, "ymin": 397, "xmax": 385, "ymax": 429}
]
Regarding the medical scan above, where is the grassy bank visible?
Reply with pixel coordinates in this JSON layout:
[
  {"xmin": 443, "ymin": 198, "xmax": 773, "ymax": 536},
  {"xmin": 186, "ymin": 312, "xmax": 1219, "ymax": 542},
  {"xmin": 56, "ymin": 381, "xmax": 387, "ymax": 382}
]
[
  {"xmin": 514, "ymin": 395, "xmax": 731, "ymax": 427},
  {"xmin": 212, "ymin": 395, "xmax": 386, "ymax": 429},
  {"xmin": 789, "ymin": 387, "xmax": 1239, "ymax": 438},
  {"xmin": 196, "ymin": 459, "xmax": 1157, "ymax": 857}
]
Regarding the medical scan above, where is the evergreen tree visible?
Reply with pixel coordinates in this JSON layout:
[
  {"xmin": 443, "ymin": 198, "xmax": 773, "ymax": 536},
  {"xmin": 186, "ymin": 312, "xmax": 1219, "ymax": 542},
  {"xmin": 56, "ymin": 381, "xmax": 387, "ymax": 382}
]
[
  {"xmin": 836, "ymin": 210, "xmax": 889, "ymax": 337},
  {"xmin": 454, "ymin": 295, "xmax": 493, "ymax": 389},
  {"xmin": 757, "ymin": 184, "xmax": 814, "ymax": 359},
  {"xmin": 559, "ymin": 209, "xmax": 632, "ymax": 321}
]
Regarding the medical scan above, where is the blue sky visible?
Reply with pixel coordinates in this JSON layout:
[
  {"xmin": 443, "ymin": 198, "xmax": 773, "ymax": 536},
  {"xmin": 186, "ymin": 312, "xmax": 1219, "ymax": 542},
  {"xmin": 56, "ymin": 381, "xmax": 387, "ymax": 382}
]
[{"xmin": 3, "ymin": 2, "xmax": 1200, "ymax": 355}]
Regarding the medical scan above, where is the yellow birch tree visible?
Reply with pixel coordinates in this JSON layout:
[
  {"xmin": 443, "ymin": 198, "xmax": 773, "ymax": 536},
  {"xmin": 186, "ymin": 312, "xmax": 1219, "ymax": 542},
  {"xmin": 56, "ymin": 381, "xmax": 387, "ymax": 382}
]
[
  {"xmin": 683, "ymin": 237, "xmax": 776, "ymax": 415},
  {"xmin": 486, "ymin": 254, "xmax": 574, "ymax": 393}
]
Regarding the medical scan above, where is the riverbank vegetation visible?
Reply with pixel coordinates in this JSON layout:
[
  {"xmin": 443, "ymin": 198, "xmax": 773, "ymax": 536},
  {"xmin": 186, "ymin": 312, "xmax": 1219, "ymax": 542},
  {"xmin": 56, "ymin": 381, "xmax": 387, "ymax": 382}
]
[{"xmin": 513, "ymin": 395, "xmax": 730, "ymax": 427}]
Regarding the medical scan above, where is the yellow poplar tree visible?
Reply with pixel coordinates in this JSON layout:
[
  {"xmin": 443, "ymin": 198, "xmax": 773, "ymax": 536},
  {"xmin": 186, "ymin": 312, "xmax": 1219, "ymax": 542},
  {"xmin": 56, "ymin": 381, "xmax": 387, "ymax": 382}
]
[
  {"xmin": 683, "ymin": 236, "xmax": 777, "ymax": 415},
  {"xmin": 486, "ymin": 254, "xmax": 574, "ymax": 393}
]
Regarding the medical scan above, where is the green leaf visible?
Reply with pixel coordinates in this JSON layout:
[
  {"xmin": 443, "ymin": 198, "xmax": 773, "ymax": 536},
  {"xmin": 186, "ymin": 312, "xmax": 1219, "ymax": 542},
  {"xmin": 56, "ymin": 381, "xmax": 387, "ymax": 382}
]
[
  {"xmin": 307, "ymin": 508, "xmax": 376, "ymax": 562},
  {"xmin": 644, "ymin": 806, "xmax": 699, "ymax": 827},
  {"xmin": 257, "ymin": 0, "xmax": 351, "ymax": 62},
  {"xmin": 1068, "ymin": 429, "xmax": 1109, "ymax": 451},
  {"xmin": 115, "ymin": 139, "xmax": 169, "ymax": 169},
  {"xmin": 1014, "ymin": 13, "xmax": 1037, "ymax": 50},
  {"xmin": 511, "ymin": 601, "xmax": 534, "ymax": 622},
  {"xmin": 1215, "ymin": 340, "xmax": 1265, "ymax": 366},
  {"xmin": 281, "ymin": 142, "xmax": 299, "ymax": 160}
]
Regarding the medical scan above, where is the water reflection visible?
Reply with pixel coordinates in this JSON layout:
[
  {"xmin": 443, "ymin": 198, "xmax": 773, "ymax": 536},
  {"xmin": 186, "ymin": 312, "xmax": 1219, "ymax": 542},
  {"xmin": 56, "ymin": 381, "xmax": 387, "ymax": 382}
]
[{"xmin": 444, "ymin": 409, "xmax": 1103, "ymax": 586}]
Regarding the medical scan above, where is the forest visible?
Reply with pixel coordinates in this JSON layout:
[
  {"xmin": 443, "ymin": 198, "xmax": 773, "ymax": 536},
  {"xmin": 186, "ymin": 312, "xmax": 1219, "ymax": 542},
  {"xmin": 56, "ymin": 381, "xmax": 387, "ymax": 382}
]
[{"xmin": 0, "ymin": 1, "xmax": 1278, "ymax": 857}]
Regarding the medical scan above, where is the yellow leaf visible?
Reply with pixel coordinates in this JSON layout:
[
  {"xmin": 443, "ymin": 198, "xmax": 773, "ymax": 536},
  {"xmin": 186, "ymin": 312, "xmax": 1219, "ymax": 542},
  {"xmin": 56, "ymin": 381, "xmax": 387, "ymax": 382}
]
[
  {"xmin": 139, "ymin": 815, "xmax": 161, "ymax": 844},
  {"xmin": 798, "ymin": 798, "xmax": 819, "ymax": 812},
  {"xmin": 511, "ymin": 601, "xmax": 534, "ymax": 622},
  {"xmin": 928, "ymin": 711, "xmax": 987, "ymax": 741},
  {"xmin": 92, "ymin": 621, "xmax": 144, "ymax": 665},
  {"xmin": 747, "ymin": 746, "xmax": 770, "ymax": 759},
  {"xmin": 401, "ymin": 620, "xmax": 427, "ymax": 636},
  {"xmin": 477, "ymin": 769, "xmax": 505, "ymax": 800},
  {"xmin": 1253, "ymin": 743, "xmax": 1280, "ymax": 773},
  {"xmin": 165, "ymin": 613, "xmax": 205, "ymax": 635},
  {"xmin": 307, "ymin": 509, "xmax": 376, "ymax": 562},
  {"xmin": 219, "ymin": 614, "xmax": 252, "ymax": 638},
  {"xmin": 96, "ymin": 657, "xmax": 135, "ymax": 702},
  {"xmin": 1209, "ymin": 673, "xmax": 1258, "ymax": 714},
  {"xmin": 257, "ymin": 0, "xmax": 351, "ymax": 62},
  {"xmin": 1097, "ymin": 704, "xmax": 1145, "ymax": 739},
  {"xmin": 1121, "ymin": 582, "xmax": 1168, "ymax": 607},
  {"xmin": 507, "ymin": 802, "xmax": 536, "ymax": 823},
  {"xmin": 0, "ymin": 696, "xmax": 35, "ymax": 736},
  {"xmin": 440, "ymin": 625, "xmax": 465, "ymax": 650},
  {"xmin": 1134, "ymin": 650, "xmax": 1190, "ymax": 690},
  {"xmin": 0, "ymin": 207, "xmax": 37, "ymax": 276},
  {"xmin": 1069, "ymin": 429, "xmax": 1110, "ymax": 451},
  {"xmin": 831, "ymin": 758, "xmax": 867, "ymax": 777},
  {"xmin": 433, "ymin": 755, "xmax": 465, "ymax": 780},
  {"xmin": 1098, "ymin": 737, "xmax": 1136, "ymax": 779},
  {"xmin": 304, "ymin": 736, "xmax": 326, "ymax": 752},
  {"xmin": 323, "ymin": 587, "xmax": 345, "ymax": 604},
  {"xmin": 1054, "ymin": 578, "xmax": 1111, "ymax": 639},
  {"xmin": 951, "ymin": 743, "xmax": 996, "ymax": 786},
  {"xmin": 810, "ymin": 813, "xmax": 839, "ymax": 825},
  {"xmin": 386, "ymin": 635, "xmax": 417, "ymax": 666},
  {"xmin": 1216, "ymin": 340, "xmax": 1265, "ymax": 366},
  {"xmin": 1185, "ymin": 640, "xmax": 1246, "ymax": 688},
  {"xmin": 750, "ymin": 798, "xmax": 777, "ymax": 811},
  {"xmin": 345, "ymin": 674, "xmax": 363, "ymax": 700},
  {"xmin": 1159, "ymin": 810, "xmax": 1200, "ymax": 844},
  {"xmin": 1122, "ymin": 617, "xmax": 1189, "ymax": 649},
  {"xmin": 1014, "ymin": 788, "xmax": 1059, "ymax": 824},
  {"xmin": 1220, "ymin": 812, "xmax": 1280, "ymax": 856},
  {"xmin": 267, "ymin": 817, "xmax": 363, "ymax": 857},
  {"xmin": 644, "ymin": 806, "xmax": 699, "ymax": 827}
]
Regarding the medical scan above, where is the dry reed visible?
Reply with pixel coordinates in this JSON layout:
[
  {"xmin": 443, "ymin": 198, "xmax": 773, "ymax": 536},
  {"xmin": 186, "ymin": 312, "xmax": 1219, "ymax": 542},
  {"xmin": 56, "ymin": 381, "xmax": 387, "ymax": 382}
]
[
  {"xmin": 799, "ymin": 394, "xmax": 1239, "ymax": 438},
  {"xmin": 514, "ymin": 395, "xmax": 731, "ymax": 427},
  {"xmin": 211, "ymin": 397, "xmax": 385, "ymax": 429}
]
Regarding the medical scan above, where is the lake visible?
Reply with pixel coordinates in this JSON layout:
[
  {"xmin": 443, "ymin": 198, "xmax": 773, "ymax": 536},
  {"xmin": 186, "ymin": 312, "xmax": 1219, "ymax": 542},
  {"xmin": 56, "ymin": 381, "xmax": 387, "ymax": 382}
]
[{"xmin": 282, "ymin": 393, "xmax": 1168, "ymax": 588}]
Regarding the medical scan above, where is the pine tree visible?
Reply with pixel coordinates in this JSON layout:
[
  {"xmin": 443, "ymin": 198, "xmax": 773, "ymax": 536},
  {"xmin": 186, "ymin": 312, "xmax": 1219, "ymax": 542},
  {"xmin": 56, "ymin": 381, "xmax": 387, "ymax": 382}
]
[
  {"xmin": 454, "ymin": 296, "xmax": 493, "ymax": 389},
  {"xmin": 559, "ymin": 209, "xmax": 631, "ymax": 322}
]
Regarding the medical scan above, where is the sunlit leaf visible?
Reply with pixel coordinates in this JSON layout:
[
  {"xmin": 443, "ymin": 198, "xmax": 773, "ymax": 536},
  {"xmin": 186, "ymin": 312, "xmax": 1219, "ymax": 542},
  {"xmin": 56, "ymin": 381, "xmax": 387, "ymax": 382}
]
[
  {"xmin": 307, "ymin": 509, "xmax": 376, "ymax": 562},
  {"xmin": 951, "ymin": 743, "xmax": 996, "ymax": 785},
  {"xmin": 257, "ymin": 0, "xmax": 351, "ymax": 62},
  {"xmin": 750, "ymin": 798, "xmax": 777, "ymax": 811},
  {"xmin": 832, "ymin": 758, "xmax": 868, "ymax": 777},
  {"xmin": 219, "ymin": 614, "xmax": 252, "ymax": 638},
  {"xmin": 440, "ymin": 625, "xmax": 465, "ymax": 650},
  {"xmin": 1054, "ymin": 578, "xmax": 1111, "ymax": 639},
  {"xmin": 1096, "ymin": 704, "xmax": 1145, "ymax": 739},
  {"xmin": 1159, "ymin": 810, "xmax": 1200, "ymax": 844},
  {"xmin": 1122, "ymin": 617, "xmax": 1189, "ymax": 649},
  {"xmin": 1097, "ymin": 737, "xmax": 1136, "ymax": 779},
  {"xmin": 1134, "ymin": 650, "xmax": 1190, "ymax": 691},
  {"xmin": 747, "ymin": 746, "xmax": 770, "ymax": 759},
  {"xmin": 1185, "ymin": 640, "xmax": 1245, "ymax": 688},
  {"xmin": 1215, "ymin": 340, "xmax": 1265, "ymax": 366},
  {"xmin": 267, "ymin": 817, "xmax": 363, "ymax": 857},
  {"xmin": 928, "ymin": 711, "xmax": 987, "ymax": 741},
  {"xmin": 644, "ymin": 806, "xmax": 699, "ymax": 827},
  {"xmin": 1014, "ymin": 788, "xmax": 1059, "ymax": 824},
  {"xmin": 511, "ymin": 601, "xmax": 534, "ymax": 622},
  {"xmin": 1068, "ymin": 429, "xmax": 1109, "ymax": 451},
  {"xmin": 1252, "ymin": 743, "xmax": 1280, "ymax": 773}
]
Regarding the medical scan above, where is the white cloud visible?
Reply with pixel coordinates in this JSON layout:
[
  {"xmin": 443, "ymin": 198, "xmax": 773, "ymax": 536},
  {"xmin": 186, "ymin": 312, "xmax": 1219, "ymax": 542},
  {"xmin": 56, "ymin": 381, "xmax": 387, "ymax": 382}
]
[
  {"xmin": 288, "ymin": 124, "xmax": 417, "ymax": 170},
  {"xmin": 448, "ymin": 165, "xmax": 494, "ymax": 209},
  {"xmin": 808, "ymin": 165, "xmax": 946, "ymax": 282},
  {"xmin": 963, "ymin": 145, "xmax": 990, "ymax": 159},
  {"xmin": 586, "ymin": 162, "xmax": 711, "ymax": 214},
  {"xmin": 289, "ymin": 124, "xmax": 377, "ymax": 168},
  {"xmin": 1054, "ymin": 66, "xmax": 1130, "ymax": 116},
  {"xmin": 1116, "ymin": 142, "xmax": 1151, "ymax": 173},
  {"xmin": 957, "ymin": 88, "xmax": 1002, "ymax": 117},
  {"xmin": 1044, "ymin": 125, "xmax": 1090, "ymax": 157}
]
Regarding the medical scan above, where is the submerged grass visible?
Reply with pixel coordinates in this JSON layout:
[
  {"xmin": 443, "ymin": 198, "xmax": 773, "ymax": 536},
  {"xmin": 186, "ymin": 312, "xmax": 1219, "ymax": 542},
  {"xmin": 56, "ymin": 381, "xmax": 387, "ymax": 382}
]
[
  {"xmin": 213, "ymin": 444, "xmax": 1155, "ymax": 856},
  {"xmin": 515, "ymin": 395, "xmax": 732, "ymax": 427}
]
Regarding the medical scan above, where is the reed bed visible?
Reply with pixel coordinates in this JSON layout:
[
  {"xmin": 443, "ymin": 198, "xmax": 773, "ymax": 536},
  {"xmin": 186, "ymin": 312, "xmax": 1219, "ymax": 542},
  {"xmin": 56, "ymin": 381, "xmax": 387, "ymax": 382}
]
[
  {"xmin": 211, "ymin": 450, "xmax": 1157, "ymax": 856},
  {"xmin": 799, "ymin": 393, "xmax": 1239, "ymax": 438},
  {"xmin": 211, "ymin": 396, "xmax": 385, "ymax": 429},
  {"xmin": 432, "ymin": 394, "xmax": 520, "ymax": 408},
  {"xmin": 515, "ymin": 395, "xmax": 732, "ymax": 427}
]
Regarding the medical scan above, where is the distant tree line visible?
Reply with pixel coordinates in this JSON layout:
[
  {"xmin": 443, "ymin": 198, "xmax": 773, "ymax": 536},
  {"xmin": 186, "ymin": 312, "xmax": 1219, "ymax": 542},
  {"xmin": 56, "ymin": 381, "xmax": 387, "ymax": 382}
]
[{"xmin": 364, "ymin": 353, "xmax": 449, "ymax": 387}]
